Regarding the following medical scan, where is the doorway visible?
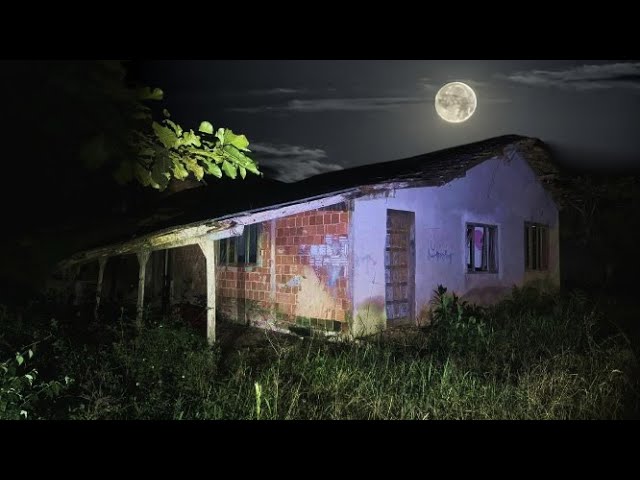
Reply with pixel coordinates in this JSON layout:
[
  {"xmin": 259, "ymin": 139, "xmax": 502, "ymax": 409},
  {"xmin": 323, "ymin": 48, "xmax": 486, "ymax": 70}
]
[{"xmin": 384, "ymin": 209, "xmax": 415, "ymax": 325}]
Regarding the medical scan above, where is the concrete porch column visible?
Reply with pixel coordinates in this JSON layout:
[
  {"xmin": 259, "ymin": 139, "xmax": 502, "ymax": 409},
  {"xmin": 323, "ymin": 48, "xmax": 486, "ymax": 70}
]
[
  {"xmin": 136, "ymin": 250, "xmax": 150, "ymax": 328},
  {"xmin": 198, "ymin": 239, "xmax": 216, "ymax": 345},
  {"xmin": 94, "ymin": 256, "xmax": 108, "ymax": 321}
]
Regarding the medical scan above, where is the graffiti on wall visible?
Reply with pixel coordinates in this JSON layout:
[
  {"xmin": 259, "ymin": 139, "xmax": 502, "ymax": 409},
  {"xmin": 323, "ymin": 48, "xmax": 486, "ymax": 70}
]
[
  {"xmin": 299, "ymin": 234, "xmax": 348, "ymax": 287},
  {"xmin": 425, "ymin": 228, "xmax": 454, "ymax": 264}
]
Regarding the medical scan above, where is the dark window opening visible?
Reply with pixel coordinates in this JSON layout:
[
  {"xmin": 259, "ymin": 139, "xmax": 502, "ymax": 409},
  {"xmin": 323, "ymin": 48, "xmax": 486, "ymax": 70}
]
[
  {"xmin": 525, "ymin": 222, "xmax": 549, "ymax": 271},
  {"xmin": 466, "ymin": 223, "xmax": 498, "ymax": 273},
  {"xmin": 217, "ymin": 224, "xmax": 261, "ymax": 266}
]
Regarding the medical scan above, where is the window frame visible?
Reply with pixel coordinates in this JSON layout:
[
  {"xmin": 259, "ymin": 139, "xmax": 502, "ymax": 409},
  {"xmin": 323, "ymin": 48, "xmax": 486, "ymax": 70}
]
[
  {"xmin": 524, "ymin": 222, "xmax": 549, "ymax": 271},
  {"xmin": 217, "ymin": 223, "xmax": 262, "ymax": 267},
  {"xmin": 465, "ymin": 222, "xmax": 499, "ymax": 274}
]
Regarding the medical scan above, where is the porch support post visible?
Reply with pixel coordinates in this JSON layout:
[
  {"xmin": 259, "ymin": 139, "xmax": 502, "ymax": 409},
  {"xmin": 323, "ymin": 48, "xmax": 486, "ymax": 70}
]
[
  {"xmin": 136, "ymin": 250, "xmax": 150, "ymax": 328},
  {"xmin": 71, "ymin": 264, "xmax": 82, "ymax": 306},
  {"xmin": 94, "ymin": 256, "xmax": 108, "ymax": 321},
  {"xmin": 198, "ymin": 239, "xmax": 216, "ymax": 345}
]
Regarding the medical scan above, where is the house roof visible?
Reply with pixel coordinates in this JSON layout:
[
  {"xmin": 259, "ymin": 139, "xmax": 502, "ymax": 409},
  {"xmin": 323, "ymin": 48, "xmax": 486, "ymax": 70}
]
[
  {"xmin": 61, "ymin": 134, "xmax": 560, "ymax": 266},
  {"xmin": 139, "ymin": 134, "xmax": 557, "ymax": 232}
]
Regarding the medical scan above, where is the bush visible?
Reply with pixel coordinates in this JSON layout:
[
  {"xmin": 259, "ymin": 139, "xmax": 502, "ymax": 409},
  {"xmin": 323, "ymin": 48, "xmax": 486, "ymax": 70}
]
[
  {"xmin": 0, "ymin": 304, "xmax": 72, "ymax": 420},
  {"xmin": 1, "ymin": 284, "xmax": 638, "ymax": 420}
]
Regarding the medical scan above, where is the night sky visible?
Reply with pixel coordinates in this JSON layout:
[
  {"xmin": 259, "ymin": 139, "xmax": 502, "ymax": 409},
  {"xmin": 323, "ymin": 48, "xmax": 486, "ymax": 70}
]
[{"xmin": 135, "ymin": 60, "xmax": 640, "ymax": 182}]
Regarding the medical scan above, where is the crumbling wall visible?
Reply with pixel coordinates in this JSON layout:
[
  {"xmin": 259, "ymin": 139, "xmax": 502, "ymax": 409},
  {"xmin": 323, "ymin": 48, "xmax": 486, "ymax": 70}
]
[{"xmin": 215, "ymin": 204, "xmax": 352, "ymax": 333}]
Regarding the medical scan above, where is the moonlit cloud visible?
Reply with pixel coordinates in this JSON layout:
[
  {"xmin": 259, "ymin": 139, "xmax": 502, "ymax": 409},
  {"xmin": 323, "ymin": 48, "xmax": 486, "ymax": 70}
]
[
  {"xmin": 247, "ymin": 88, "xmax": 306, "ymax": 95},
  {"xmin": 251, "ymin": 143, "xmax": 343, "ymax": 182},
  {"xmin": 503, "ymin": 62, "xmax": 640, "ymax": 90},
  {"xmin": 483, "ymin": 97, "xmax": 512, "ymax": 104},
  {"xmin": 417, "ymin": 78, "xmax": 438, "ymax": 91},
  {"xmin": 229, "ymin": 96, "xmax": 431, "ymax": 114}
]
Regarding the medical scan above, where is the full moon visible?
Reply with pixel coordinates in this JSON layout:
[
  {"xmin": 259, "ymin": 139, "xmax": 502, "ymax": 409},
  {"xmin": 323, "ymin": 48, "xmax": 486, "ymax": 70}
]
[{"xmin": 435, "ymin": 82, "xmax": 477, "ymax": 123}]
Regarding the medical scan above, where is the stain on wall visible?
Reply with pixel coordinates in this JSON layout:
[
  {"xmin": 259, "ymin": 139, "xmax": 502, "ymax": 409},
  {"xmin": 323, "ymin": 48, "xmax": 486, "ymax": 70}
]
[{"xmin": 352, "ymin": 296, "xmax": 386, "ymax": 337}]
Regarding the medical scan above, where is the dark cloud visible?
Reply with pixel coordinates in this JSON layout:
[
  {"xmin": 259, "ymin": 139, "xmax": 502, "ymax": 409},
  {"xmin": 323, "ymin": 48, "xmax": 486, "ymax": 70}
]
[
  {"xmin": 503, "ymin": 62, "xmax": 640, "ymax": 90},
  {"xmin": 247, "ymin": 88, "xmax": 306, "ymax": 95},
  {"xmin": 229, "ymin": 96, "xmax": 431, "ymax": 114},
  {"xmin": 251, "ymin": 143, "xmax": 343, "ymax": 182}
]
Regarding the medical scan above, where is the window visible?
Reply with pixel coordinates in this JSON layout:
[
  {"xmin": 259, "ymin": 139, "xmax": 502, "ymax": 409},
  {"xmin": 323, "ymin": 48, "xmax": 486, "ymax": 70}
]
[
  {"xmin": 466, "ymin": 223, "xmax": 498, "ymax": 273},
  {"xmin": 525, "ymin": 222, "xmax": 549, "ymax": 271},
  {"xmin": 218, "ymin": 224, "xmax": 261, "ymax": 266}
]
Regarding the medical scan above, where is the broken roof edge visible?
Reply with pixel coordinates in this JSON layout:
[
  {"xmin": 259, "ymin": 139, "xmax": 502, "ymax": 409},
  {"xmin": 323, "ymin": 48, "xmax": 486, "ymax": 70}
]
[{"xmin": 57, "ymin": 186, "xmax": 369, "ymax": 269}]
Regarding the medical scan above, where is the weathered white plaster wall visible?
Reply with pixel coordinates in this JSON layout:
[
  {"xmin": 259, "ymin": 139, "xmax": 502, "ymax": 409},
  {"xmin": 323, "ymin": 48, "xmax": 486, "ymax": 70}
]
[{"xmin": 351, "ymin": 152, "xmax": 559, "ymax": 336}]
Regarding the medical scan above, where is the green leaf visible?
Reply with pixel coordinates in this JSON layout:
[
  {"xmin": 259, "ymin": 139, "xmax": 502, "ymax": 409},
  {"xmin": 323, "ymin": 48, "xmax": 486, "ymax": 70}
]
[
  {"xmin": 239, "ymin": 166, "xmax": 247, "ymax": 179},
  {"xmin": 178, "ymin": 130, "xmax": 201, "ymax": 148},
  {"xmin": 171, "ymin": 159, "xmax": 189, "ymax": 180},
  {"xmin": 16, "ymin": 354, "xmax": 23, "ymax": 366},
  {"xmin": 198, "ymin": 121, "xmax": 214, "ymax": 134},
  {"xmin": 165, "ymin": 119, "xmax": 183, "ymax": 137},
  {"xmin": 28, "ymin": 350, "xmax": 33, "ymax": 359},
  {"xmin": 224, "ymin": 129, "xmax": 250, "ymax": 151},
  {"xmin": 138, "ymin": 147, "xmax": 156, "ymax": 158},
  {"xmin": 187, "ymin": 148, "xmax": 224, "ymax": 164},
  {"xmin": 222, "ymin": 160, "xmax": 237, "ymax": 179},
  {"xmin": 184, "ymin": 158, "xmax": 205, "ymax": 181},
  {"xmin": 134, "ymin": 163, "xmax": 152, "ymax": 187},
  {"xmin": 137, "ymin": 87, "xmax": 164, "ymax": 101},
  {"xmin": 215, "ymin": 128, "xmax": 226, "ymax": 145},
  {"xmin": 223, "ymin": 145, "xmax": 260, "ymax": 174},
  {"xmin": 152, "ymin": 121, "xmax": 178, "ymax": 149},
  {"xmin": 162, "ymin": 108, "xmax": 171, "ymax": 118},
  {"xmin": 151, "ymin": 155, "xmax": 171, "ymax": 190},
  {"xmin": 203, "ymin": 160, "xmax": 222, "ymax": 178}
]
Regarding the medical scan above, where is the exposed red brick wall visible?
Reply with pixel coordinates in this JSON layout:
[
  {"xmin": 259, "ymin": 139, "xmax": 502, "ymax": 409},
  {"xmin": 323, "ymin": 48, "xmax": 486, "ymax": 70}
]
[{"xmin": 215, "ymin": 203, "xmax": 352, "ymax": 331}]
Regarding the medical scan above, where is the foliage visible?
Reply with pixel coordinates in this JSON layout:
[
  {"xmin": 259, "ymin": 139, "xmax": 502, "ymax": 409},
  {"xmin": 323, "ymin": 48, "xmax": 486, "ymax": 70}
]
[
  {"xmin": 1, "ymin": 286, "xmax": 638, "ymax": 420},
  {"xmin": 428, "ymin": 285, "xmax": 490, "ymax": 356},
  {"xmin": 0, "ymin": 305, "xmax": 72, "ymax": 420},
  {"xmin": 0, "ymin": 351, "xmax": 72, "ymax": 420},
  {"xmin": 78, "ymin": 63, "xmax": 261, "ymax": 190},
  {"xmin": 4, "ymin": 61, "xmax": 260, "ymax": 193}
]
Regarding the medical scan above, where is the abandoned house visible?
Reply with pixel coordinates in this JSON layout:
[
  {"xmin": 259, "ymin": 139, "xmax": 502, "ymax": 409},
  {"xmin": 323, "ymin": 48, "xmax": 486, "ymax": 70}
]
[{"xmin": 58, "ymin": 134, "xmax": 561, "ymax": 342}]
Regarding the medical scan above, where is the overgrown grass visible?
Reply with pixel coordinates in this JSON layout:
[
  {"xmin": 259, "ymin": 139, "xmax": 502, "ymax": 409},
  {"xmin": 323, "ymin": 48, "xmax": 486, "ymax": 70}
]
[{"xmin": 1, "ymin": 285, "xmax": 638, "ymax": 419}]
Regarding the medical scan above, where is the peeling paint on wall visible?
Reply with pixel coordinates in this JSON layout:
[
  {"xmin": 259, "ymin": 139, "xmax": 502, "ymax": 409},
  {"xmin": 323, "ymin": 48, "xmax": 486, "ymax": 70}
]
[
  {"xmin": 285, "ymin": 275, "xmax": 304, "ymax": 287},
  {"xmin": 299, "ymin": 234, "xmax": 348, "ymax": 287}
]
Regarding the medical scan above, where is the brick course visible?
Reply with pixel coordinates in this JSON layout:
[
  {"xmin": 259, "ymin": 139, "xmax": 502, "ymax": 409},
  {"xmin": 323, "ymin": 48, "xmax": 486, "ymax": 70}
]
[{"xmin": 215, "ymin": 204, "xmax": 352, "ymax": 330}]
